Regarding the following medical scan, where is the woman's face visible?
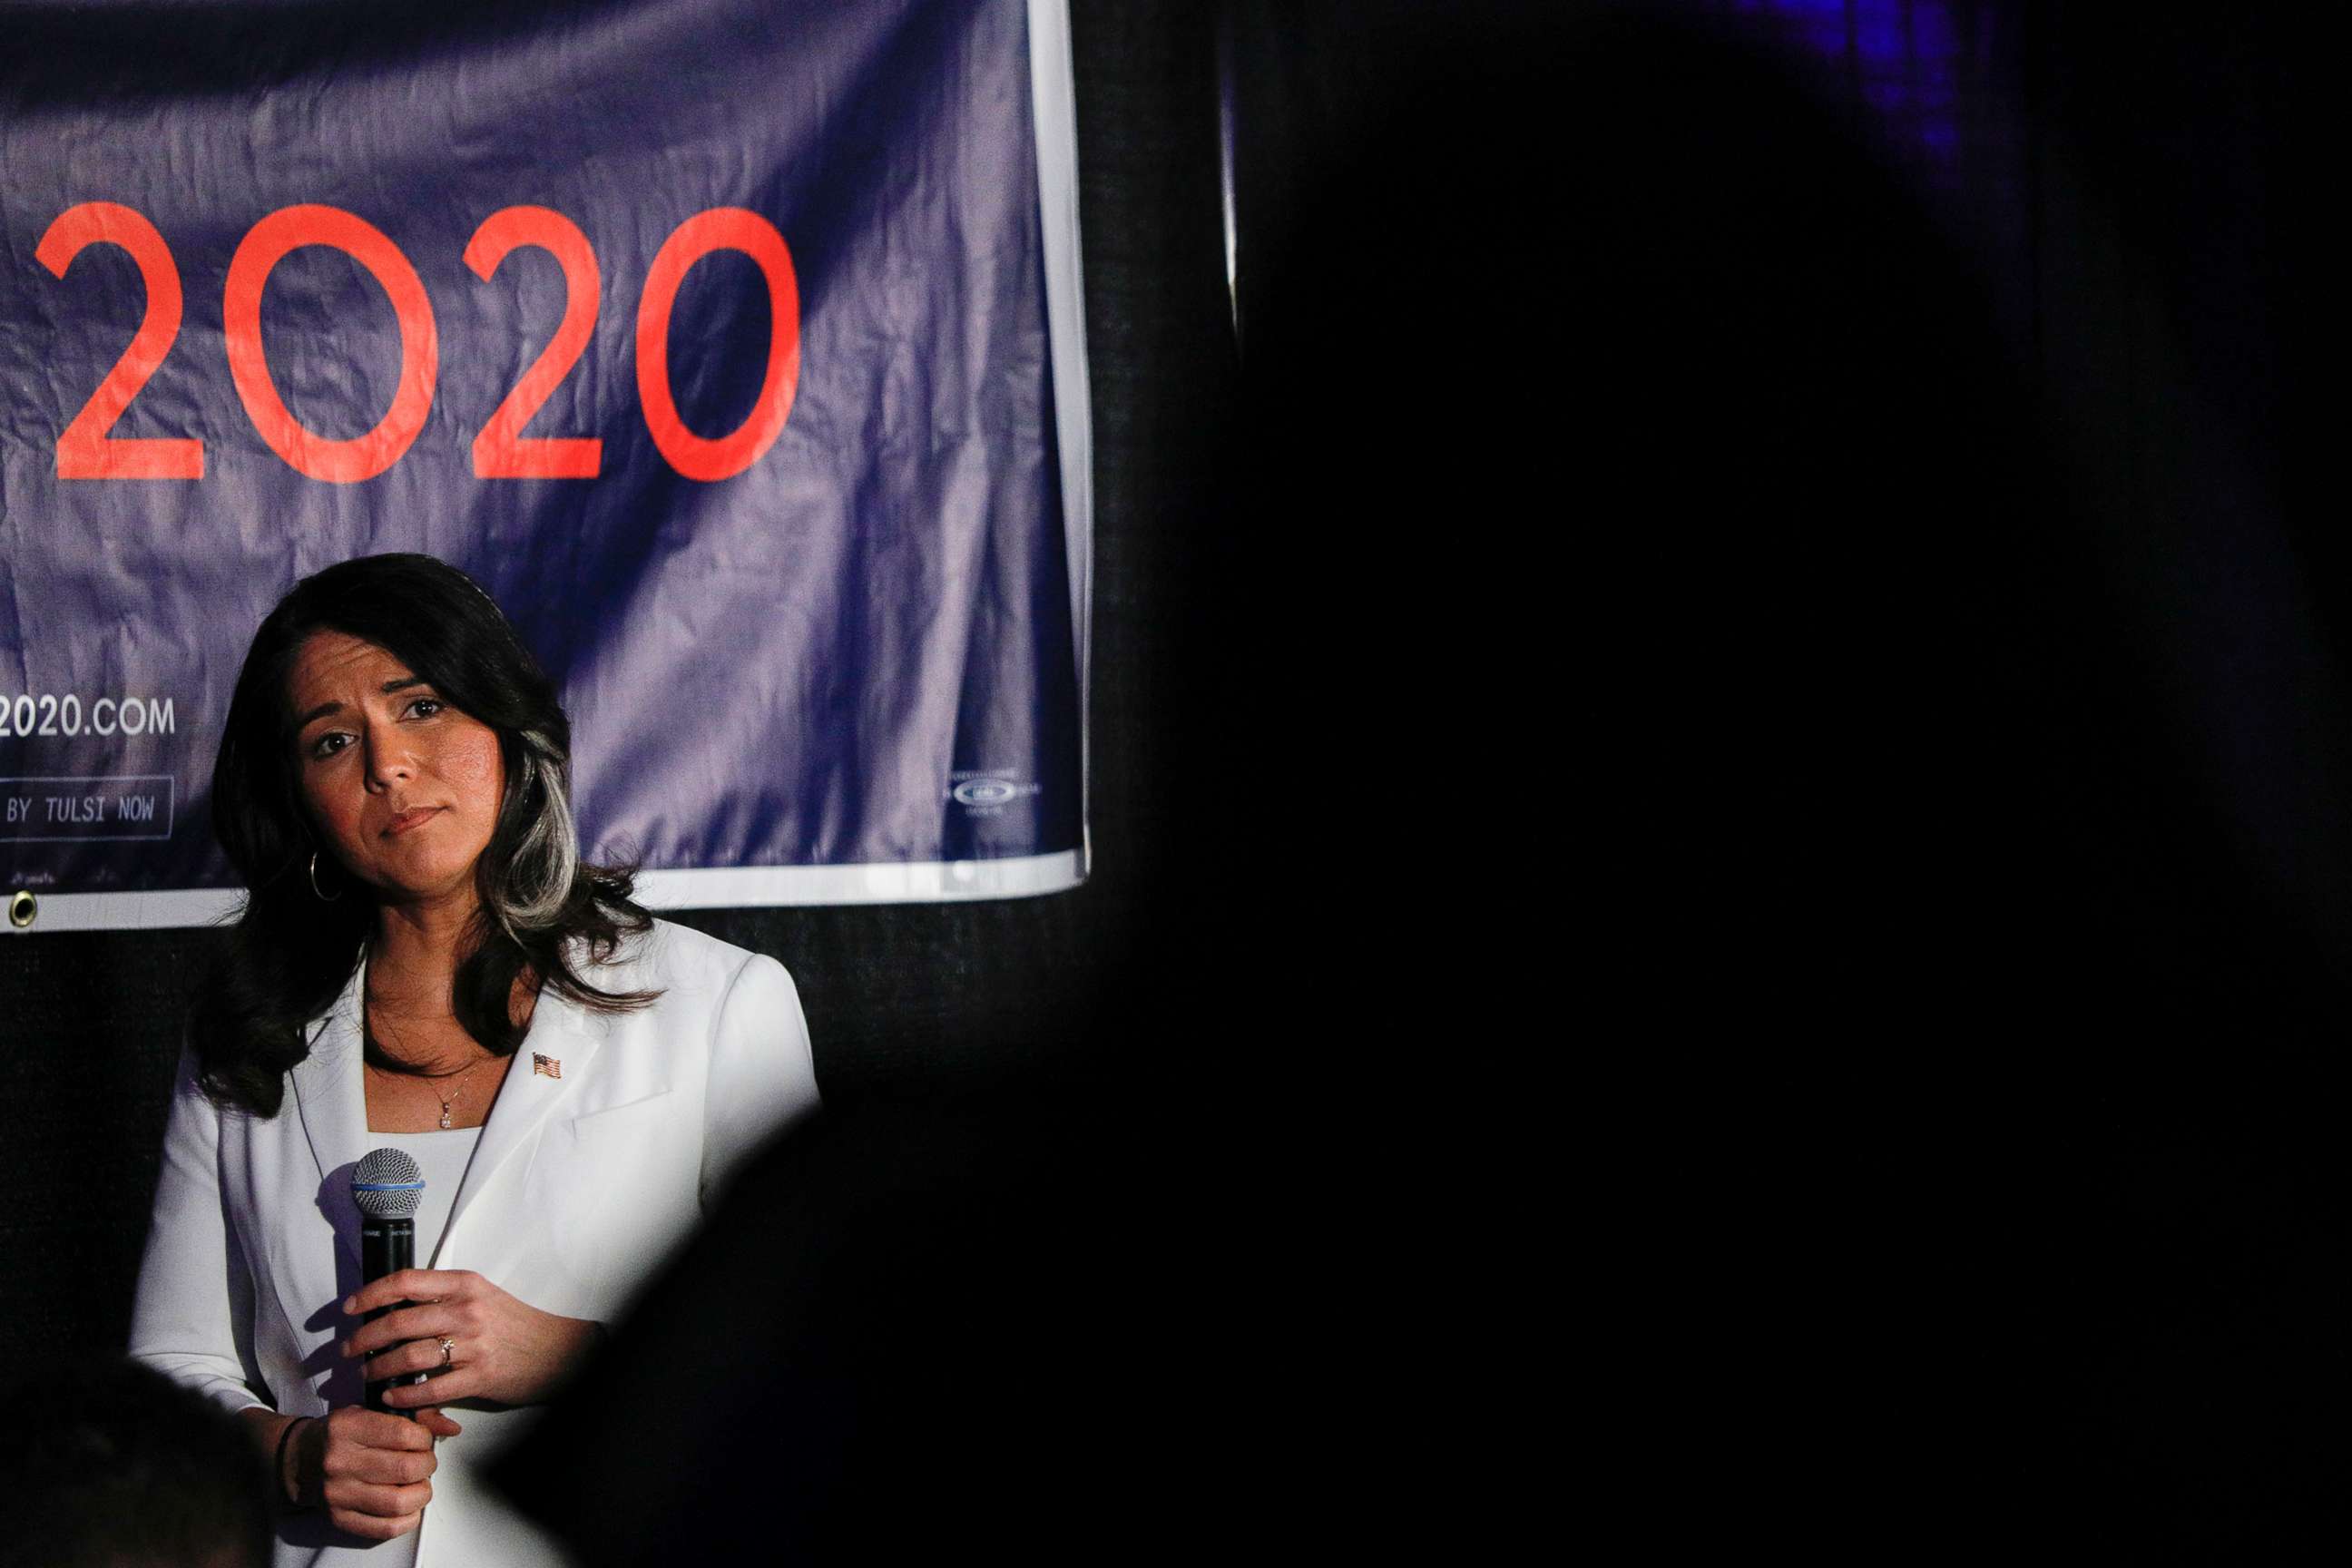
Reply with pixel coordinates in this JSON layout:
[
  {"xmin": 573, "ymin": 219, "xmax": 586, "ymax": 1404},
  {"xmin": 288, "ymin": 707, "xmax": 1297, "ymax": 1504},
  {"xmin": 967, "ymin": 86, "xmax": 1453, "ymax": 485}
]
[{"xmin": 287, "ymin": 631, "xmax": 505, "ymax": 908}]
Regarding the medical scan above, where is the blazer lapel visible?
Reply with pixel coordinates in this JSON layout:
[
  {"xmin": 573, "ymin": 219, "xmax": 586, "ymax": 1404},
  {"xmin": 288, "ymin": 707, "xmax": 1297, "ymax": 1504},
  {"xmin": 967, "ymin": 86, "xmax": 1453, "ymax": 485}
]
[
  {"xmin": 289, "ymin": 957, "xmax": 368, "ymax": 1183},
  {"xmin": 434, "ymin": 986, "xmax": 603, "ymax": 1265},
  {"xmin": 274, "ymin": 956, "xmax": 370, "ymax": 1376}
]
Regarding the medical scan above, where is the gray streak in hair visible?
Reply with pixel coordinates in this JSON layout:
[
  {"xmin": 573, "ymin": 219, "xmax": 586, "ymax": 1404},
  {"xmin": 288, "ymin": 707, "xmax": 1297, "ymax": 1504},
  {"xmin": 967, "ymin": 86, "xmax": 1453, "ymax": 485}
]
[{"xmin": 489, "ymin": 730, "xmax": 581, "ymax": 941}]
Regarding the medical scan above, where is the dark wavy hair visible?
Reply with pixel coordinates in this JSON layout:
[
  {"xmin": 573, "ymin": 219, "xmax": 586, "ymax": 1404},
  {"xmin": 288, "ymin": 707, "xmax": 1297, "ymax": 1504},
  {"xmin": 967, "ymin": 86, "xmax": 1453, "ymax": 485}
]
[{"xmin": 191, "ymin": 554, "xmax": 655, "ymax": 1116}]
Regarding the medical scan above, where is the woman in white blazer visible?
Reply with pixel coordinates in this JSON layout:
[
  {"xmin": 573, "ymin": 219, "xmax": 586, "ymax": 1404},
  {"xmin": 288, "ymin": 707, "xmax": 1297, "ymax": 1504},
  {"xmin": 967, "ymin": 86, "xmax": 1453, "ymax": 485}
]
[{"xmin": 130, "ymin": 554, "xmax": 819, "ymax": 1568}]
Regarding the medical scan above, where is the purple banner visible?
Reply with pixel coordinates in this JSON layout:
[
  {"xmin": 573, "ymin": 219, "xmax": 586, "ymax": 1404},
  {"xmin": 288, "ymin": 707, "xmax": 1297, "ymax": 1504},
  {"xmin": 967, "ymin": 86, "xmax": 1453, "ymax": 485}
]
[{"xmin": 0, "ymin": 0, "xmax": 1092, "ymax": 931}]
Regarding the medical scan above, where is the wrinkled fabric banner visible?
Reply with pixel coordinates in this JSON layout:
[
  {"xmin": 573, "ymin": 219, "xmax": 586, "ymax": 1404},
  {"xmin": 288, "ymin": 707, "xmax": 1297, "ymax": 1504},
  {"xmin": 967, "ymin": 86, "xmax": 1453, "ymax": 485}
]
[{"xmin": 0, "ymin": 0, "xmax": 1090, "ymax": 929}]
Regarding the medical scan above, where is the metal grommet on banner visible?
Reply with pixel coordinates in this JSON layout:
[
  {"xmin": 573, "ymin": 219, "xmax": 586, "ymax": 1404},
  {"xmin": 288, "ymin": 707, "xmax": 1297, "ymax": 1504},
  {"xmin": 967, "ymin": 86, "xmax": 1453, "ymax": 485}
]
[{"xmin": 7, "ymin": 891, "xmax": 34, "ymax": 930}]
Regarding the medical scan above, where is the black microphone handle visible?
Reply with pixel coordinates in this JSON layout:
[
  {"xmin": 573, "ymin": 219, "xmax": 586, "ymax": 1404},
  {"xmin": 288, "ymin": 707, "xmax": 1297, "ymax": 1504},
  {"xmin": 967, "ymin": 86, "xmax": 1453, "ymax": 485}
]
[{"xmin": 359, "ymin": 1214, "xmax": 416, "ymax": 1417}]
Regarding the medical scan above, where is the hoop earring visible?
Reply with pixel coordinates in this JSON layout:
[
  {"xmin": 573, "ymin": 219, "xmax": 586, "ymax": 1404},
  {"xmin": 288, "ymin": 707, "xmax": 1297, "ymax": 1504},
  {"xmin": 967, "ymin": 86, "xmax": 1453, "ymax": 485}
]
[{"xmin": 309, "ymin": 851, "xmax": 341, "ymax": 903}]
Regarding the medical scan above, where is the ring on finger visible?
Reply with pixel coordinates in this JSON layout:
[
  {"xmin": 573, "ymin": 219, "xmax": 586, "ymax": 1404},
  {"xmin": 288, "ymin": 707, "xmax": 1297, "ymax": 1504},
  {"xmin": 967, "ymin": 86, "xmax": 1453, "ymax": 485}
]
[{"xmin": 437, "ymin": 1337, "xmax": 456, "ymax": 1369}]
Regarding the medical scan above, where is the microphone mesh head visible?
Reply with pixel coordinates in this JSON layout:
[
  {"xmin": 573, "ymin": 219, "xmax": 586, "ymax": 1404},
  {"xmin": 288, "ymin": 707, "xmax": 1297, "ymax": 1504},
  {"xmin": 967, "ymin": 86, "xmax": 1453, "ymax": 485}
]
[{"xmin": 353, "ymin": 1147, "xmax": 426, "ymax": 1219}]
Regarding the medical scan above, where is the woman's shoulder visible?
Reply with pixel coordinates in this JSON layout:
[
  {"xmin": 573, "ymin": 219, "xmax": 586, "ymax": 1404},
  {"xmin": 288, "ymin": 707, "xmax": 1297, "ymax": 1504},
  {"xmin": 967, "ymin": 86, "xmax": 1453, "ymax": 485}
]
[{"xmin": 581, "ymin": 916, "xmax": 786, "ymax": 999}]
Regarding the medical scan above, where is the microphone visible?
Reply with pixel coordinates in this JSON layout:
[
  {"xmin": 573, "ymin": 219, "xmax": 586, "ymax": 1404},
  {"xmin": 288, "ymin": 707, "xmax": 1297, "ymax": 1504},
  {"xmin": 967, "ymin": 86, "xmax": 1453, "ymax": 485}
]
[{"xmin": 352, "ymin": 1148, "xmax": 425, "ymax": 1416}]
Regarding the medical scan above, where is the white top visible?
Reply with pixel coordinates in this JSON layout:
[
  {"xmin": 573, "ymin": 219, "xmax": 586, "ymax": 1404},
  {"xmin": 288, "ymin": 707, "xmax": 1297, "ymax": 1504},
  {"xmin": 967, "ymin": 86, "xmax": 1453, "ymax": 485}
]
[{"xmin": 364, "ymin": 1125, "xmax": 485, "ymax": 1265}]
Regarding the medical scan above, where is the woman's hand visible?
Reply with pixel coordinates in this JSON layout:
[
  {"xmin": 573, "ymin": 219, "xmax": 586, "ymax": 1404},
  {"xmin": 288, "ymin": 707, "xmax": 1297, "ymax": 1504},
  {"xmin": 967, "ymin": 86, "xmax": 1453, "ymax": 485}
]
[
  {"xmin": 342, "ymin": 1268, "xmax": 601, "ymax": 1408},
  {"xmin": 298, "ymin": 1406, "xmax": 458, "ymax": 1540}
]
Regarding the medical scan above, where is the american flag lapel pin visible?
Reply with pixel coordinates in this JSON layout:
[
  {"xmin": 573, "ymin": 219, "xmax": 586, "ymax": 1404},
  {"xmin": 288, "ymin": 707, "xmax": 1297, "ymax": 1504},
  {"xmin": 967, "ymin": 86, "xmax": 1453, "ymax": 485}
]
[{"xmin": 533, "ymin": 1054, "xmax": 562, "ymax": 1080}]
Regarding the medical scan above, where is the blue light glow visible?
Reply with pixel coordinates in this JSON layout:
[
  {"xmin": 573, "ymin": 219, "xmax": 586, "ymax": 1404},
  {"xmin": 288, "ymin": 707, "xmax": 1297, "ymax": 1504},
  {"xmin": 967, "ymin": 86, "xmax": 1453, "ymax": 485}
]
[{"xmin": 1730, "ymin": 0, "xmax": 1971, "ymax": 175}]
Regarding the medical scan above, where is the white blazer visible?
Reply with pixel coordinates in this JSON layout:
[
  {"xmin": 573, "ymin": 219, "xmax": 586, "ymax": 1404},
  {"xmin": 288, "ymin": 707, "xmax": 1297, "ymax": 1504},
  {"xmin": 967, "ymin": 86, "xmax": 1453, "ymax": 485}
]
[{"xmin": 129, "ymin": 919, "xmax": 821, "ymax": 1568}]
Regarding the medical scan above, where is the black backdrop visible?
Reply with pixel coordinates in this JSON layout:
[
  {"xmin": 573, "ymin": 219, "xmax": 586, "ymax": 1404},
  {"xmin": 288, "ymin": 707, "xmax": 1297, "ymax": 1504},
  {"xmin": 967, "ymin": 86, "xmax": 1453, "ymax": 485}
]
[{"xmin": 1, "ymin": 2, "xmax": 2337, "ymax": 1553}]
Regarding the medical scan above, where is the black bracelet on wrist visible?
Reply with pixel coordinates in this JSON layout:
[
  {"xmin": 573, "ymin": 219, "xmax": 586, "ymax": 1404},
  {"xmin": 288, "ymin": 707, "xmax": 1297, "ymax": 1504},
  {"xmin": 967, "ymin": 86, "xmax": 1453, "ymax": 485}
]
[{"xmin": 272, "ymin": 1416, "xmax": 312, "ymax": 1512}]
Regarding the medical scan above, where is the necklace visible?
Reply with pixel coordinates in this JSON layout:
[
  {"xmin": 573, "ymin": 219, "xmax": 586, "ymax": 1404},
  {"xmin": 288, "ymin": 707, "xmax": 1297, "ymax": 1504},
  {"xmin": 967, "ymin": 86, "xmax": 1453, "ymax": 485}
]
[
  {"xmin": 425, "ymin": 1056, "xmax": 489, "ymax": 1131},
  {"xmin": 362, "ymin": 964, "xmax": 534, "ymax": 1132},
  {"xmin": 364, "ymin": 999, "xmax": 501, "ymax": 1130},
  {"xmin": 367, "ymin": 1043, "xmax": 495, "ymax": 1129}
]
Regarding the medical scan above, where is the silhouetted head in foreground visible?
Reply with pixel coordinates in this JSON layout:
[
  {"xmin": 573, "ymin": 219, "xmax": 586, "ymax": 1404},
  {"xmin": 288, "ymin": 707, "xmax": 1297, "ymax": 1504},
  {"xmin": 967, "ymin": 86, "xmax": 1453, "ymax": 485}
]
[{"xmin": 0, "ymin": 1357, "xmax": 270, "ymax": 1568}]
